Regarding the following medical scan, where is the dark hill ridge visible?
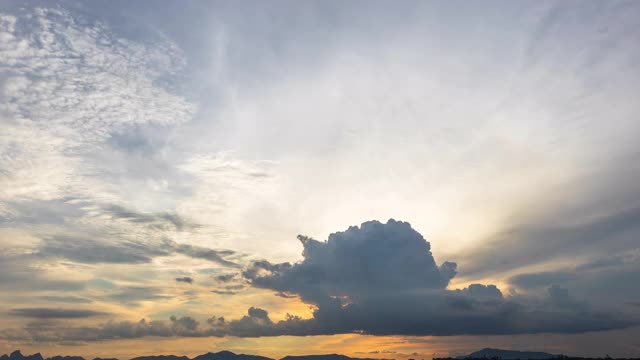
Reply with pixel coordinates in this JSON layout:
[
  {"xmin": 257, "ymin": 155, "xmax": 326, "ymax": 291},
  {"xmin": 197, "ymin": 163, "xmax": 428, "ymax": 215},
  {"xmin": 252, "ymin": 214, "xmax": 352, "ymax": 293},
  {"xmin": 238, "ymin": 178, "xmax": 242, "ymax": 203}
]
[
  {"xmin": 0, "ymin": 352, "xmax": 384, "ymax": 360},
  {"xmin": 1, "ymin": 351, "xmax": 44, "ymax": 360},
  {"xmin": 4, "ymin": 349, "xmax": 640, "ymax": 360},
  {"xmin": 282, "ymin": 355, "xmax": 384, "ymax": 360},
  {"xmin": 457, "ymin": 348, "xmax": 558, "ymax": 360},
  {"xmin": 192, "ymin": 351, "xmax": 272, "ymax": 360},
  {"xmin": 130, "ymin": 356, "xmax": 188, "ymax": 360},
  {"xmin": 1, "ymin": 351, "xmax": 274, "ymax": 360}
]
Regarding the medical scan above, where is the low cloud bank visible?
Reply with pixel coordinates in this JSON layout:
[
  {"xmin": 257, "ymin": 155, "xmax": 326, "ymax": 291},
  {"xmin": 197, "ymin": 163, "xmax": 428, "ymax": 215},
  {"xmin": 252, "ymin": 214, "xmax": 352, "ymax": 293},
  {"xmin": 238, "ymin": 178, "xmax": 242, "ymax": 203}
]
[{"xmin": 3, "ymin": 220, "xmax": 636, "ymax": 342}]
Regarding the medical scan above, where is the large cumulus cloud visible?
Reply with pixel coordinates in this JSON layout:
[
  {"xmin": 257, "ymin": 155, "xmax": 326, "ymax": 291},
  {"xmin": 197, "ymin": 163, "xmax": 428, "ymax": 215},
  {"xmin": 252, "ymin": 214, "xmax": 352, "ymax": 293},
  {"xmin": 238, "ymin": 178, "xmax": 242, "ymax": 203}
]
[
  {"xmin": 240, "ymin": 220, "xmax": 636, "ymax": 336},
  {"xmin": 245, "ymin": 219, "xmax": 457, "ymax": 306}
]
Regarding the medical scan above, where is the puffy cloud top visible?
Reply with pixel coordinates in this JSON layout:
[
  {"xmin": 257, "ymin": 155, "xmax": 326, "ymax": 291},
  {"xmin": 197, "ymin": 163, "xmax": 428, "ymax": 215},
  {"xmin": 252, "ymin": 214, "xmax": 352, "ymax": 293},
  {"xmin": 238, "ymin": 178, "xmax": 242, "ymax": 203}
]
[{"xmin": 246, "ymin": 219, "xmax": 456, "ymax": 305}]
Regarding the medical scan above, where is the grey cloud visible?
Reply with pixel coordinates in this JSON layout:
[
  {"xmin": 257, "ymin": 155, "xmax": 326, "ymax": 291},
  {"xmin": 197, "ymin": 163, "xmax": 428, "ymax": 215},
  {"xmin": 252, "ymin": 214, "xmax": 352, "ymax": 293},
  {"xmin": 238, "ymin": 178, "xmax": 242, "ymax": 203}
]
[
  {"xmin": 509, "ymin": 271, "xmax": 576, "ymax": 289},
  {"xmin": 10, "ymin": 308, "xmax": 107, "ymax": 319},
  {"xmin": 2, "ymin": 220, "xmax": 637, "ymax": 343},
  {"xmin": 0, "ymin": 198, "xmax": 89, "ymax": 226},
  {"xmin": 169, "ymin": 241, "xmax": 240, "ymax": 268},
  {"xmin": 460, "ymin": 205, "xmax": 640, "ymax": 280},
  {"xmin": 36, "ymin": 236, "xmax": 239, "ymax": 267},
  {"xmin": 2, "ymin": 290, "xmax": 635, "ymax": 343},
  {"xmin": 104, "ymin": 205, "xmax": 198, "ymax": 232},
  {"xmin": 38, "ymin": 296, "xmax": 92, "ymax": 304},
  {"xmin": 458, "ymin": 284, "xmax": 503, "ymax": 299},
  {"xmin": 175, "ymin": 277, "xmax": 194, "ymax": 284},
  {"xmin": 239, "ymin": 220, "xmax": 637, "ymax": 337},
  {"xmin": 211, "ymin": 290, "xmax": 239, "ymax": 295},
  {"xmin": 39, "ymin": 236, "xmax": 164, "ymax": 264},
  {"xmin": 247, "ymin": 307, "xmax": 269, "ymax": 320},
  {"xmin": 225, "ymin": 284, "xmax": 244, "ymax": 290},
  {"xmin": 214, "ymin": 273, "xmax": 238, "ymax": 283},
  {"xmin": 5, "ymin": 315, "xmax": 228, "ymax": 341},
  {"xmin": 547, "ymin": 285, "xmax": 570, "ymax": 303},
  {"xmin": 245, "ymin": 219, "xmax": 456, "ymax": 307},
  {"xmin": 211, "ymin": 284, "xmax": 245, "ymax": 295},
  {"xmin": 274, "ymin": 292, "xmax": 298, "ymax": 299},
  {"xmin": 104, "ymin": 286, "xmax": 171, "ymax": 306},
  {"xmin": 0, "ymin": 254, "xmax": 86, "ymax": 292},
  {"xmin": 507, "ymin": 251, "xmax": 640, "ymax": 306}
]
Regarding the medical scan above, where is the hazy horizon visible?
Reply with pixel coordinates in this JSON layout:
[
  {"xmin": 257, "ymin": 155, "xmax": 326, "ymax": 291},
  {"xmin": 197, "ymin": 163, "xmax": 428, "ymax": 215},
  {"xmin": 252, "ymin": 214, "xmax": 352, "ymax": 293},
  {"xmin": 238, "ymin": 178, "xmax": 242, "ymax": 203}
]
[{"xmin": 1, "ymin": 0, "xmax": 639, "ymax": 359}]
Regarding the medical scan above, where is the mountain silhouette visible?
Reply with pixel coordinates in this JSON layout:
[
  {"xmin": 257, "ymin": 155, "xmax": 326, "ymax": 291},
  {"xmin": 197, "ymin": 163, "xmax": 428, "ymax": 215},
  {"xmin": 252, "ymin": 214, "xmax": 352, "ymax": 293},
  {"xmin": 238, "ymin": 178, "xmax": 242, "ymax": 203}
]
[
  {"xmin": 281, "ymin": 355, "xmax": 382, "ymax": 360},
  {"xmin": 458, "ymin": 348, "xmax": 558, "ymax": 359},
  {"xmin": 192, "ymin": 351, "xmax": 272, "ymax": 360},
  {"xmin": 130, "ymin": 356, "xmax": 189, "ymax": 360},
  {"xmin": 1, "ymin": 351, "xmax": 44, "ymax": 360},
  {"xmin": 12, "ymin": 349, "xmax": 640, "ymax": 360}
]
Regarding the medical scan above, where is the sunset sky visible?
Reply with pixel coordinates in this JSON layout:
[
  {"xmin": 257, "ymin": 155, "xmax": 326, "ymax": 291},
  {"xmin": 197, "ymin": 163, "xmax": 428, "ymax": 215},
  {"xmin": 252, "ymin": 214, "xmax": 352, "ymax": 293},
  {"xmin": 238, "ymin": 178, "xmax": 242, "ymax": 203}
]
[{"xmin": 1, "ymin": 1, "xmax": 640, "ymax": 359}]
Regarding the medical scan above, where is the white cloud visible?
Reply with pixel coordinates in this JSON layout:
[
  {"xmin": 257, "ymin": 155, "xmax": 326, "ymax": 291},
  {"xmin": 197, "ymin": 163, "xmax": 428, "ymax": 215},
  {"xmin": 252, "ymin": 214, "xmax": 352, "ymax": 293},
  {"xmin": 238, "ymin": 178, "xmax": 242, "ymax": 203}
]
[{"xmin": 0, "ymin": 7, "xmax": 195, "ymax": 208}]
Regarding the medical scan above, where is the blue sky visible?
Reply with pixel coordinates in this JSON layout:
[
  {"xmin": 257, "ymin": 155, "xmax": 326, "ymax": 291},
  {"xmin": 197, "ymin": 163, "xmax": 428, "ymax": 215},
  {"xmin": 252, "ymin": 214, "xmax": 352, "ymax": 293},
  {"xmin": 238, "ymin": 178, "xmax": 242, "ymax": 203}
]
[{"xmin": 1, "ymin": 1, "xmax": 639, "ymax": 358}]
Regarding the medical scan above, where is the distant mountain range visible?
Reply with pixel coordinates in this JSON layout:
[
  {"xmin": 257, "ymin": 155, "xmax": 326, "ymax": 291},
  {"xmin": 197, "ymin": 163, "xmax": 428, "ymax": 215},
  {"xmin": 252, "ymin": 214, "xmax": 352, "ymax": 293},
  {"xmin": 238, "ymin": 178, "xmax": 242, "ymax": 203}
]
[
  {"xmin": 11, "ymin": 348, "xmax": 635, "ymax": 360},
  {"xmin": 1, "ymin": 350, "xmax": 389, "ymax": 360},
  {"xmin": 456, "ymin": 348, "xmax": 559, "ymax": 360},
  {"xmin": 131, "ymin": 352, "xmax": 273, "ymax": 360}
]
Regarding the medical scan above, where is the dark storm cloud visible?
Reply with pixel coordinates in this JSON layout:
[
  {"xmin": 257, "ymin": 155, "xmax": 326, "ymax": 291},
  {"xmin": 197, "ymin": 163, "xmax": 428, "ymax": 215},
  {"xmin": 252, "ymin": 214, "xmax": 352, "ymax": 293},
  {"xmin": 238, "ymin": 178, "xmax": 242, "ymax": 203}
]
[
  {"xmin": 10, "ymin": 308, "xmax": 107, "ymax": 319},
  {"xmin": 239, "ymin": 220, "xmax": 637, "ymax": 337},
  {"xmin": 244, "ymin": 219, "xmax": 457, "ymax": 306},
  {"xmin": 175, "ymin": 276, "xmax": 194, "ymax": 284}
]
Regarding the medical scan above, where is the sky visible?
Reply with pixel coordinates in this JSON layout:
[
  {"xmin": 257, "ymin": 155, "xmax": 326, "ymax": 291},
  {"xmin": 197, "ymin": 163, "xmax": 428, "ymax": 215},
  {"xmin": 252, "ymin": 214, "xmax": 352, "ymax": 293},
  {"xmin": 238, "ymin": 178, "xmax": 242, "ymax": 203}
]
[{"xmin": 1, "ymin": 0, "xmax": 640, "ymax": 358}]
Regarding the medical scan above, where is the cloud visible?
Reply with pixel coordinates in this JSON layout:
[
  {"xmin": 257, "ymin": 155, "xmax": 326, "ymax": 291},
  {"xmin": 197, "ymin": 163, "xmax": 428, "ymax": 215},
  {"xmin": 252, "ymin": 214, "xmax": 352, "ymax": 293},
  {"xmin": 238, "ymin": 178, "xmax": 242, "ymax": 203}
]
[
  {"xmin": 0, "ymin": 253, "xmax": 86, "ymax": 293},
  {"xmin": 0, "ymin": 7, "xmax": 196, "ymax": 209},
  {"xmin": 214, "ymin": 273, "xmax": 238, "ymax": 283},
  {"xmin": 175, "ymin": 277, "xmax": 194, "ymax": 284},
  {"xmin": 245, "ymin": 219, "xmax": 457, "ymax": 307},
  {"xmin": 211, "ymin": 290, "xmax": 239, "ymax": 296},
  {"xmin": 509, "ymin": 271, "xmax": 576, "ymax": 289},
  {"xmin": 1, "ymin": 315, "xmax": 228, "ymax": 341},
  {"xmin": 507, "ymin": 249, "xmax": 640, "ymax": 306},
  {"xmin": 38, "ymin": 236, "xmax": 165, "ymax": 264},
  {"xmin": 239, "ymin": 220, "xmax": 637, "ymax": 337},
  {"xmin": 38, "ymin": 296, "xmax": 93, "ymax": 304},
  {"xmin": 104, "ymin": 205, "xmax": 198, "ymax": 232},
  {"xmin": 35, "ymin": 236, "xmax": 239, "ymax": 267},
  {"xmin": 1, "ymin": 219, "xmax": 637, "ymax": 343},
  {"xmin": 460, "ymin": 205, "xmax": 640, "ymax": 280},
  {"xmin": 10, "ymin": 308, "xmax": 107, "ymax": 319},
  {"xmin": 104, "ymin": 286, "xmax": 172, "ymax": 306},
  {"xmin": 169, "ymin": 241, "xmax": 240, "ymax": 268}
]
